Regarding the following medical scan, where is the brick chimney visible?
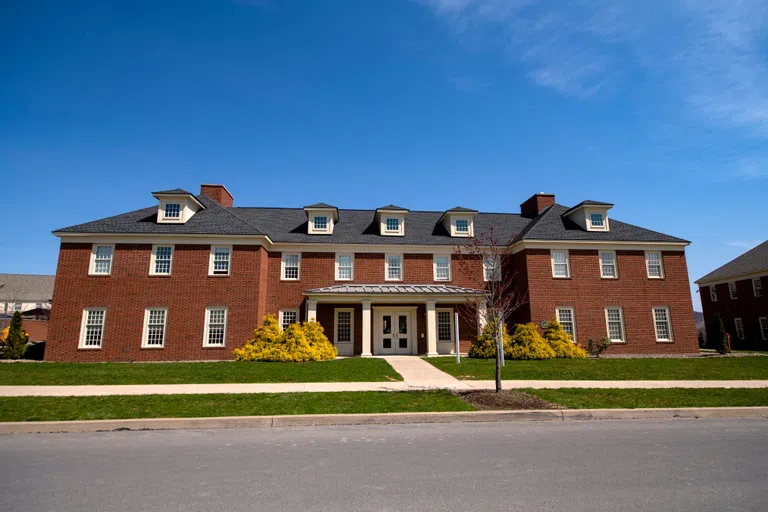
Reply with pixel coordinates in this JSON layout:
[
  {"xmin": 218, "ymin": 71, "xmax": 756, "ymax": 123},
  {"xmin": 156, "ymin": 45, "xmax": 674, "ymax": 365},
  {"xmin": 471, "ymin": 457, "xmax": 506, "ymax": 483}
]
[
  {"xmin": 200, "ymin": 184, "xmax": 234, "ymax": 207},
  {"xmin": 520, "ymin": 193, "xmax": 555, "ymax": 218}
]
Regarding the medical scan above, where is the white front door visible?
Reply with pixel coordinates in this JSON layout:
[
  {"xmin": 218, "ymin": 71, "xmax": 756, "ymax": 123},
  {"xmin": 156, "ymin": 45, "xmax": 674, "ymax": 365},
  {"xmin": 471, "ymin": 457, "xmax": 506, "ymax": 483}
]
[{"xmin": 376, "ymin": 311, "xmax": 413, "ymax": 355}]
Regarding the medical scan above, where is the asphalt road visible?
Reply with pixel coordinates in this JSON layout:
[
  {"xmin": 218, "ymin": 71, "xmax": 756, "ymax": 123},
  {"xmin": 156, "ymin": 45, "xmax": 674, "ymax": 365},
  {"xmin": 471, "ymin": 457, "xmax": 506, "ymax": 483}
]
[{"xmin": 1, "ymin": 419, "xmax": 766, "ymax": 511}]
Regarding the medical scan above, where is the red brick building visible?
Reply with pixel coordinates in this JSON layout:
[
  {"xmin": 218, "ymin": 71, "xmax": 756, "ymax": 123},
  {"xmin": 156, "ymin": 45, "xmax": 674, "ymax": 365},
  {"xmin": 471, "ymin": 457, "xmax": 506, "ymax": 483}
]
[
  {"xmin": 46, "ymin": 185, "xmax": 698, "ymax": 361},
  {"xmin": 696, "ymin": 240, "xmax": 768, "ymax": 350}
]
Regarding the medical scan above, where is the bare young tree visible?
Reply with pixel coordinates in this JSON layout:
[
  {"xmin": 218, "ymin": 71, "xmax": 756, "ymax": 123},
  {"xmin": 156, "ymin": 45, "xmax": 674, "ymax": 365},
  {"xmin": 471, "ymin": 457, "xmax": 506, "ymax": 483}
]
[{"xmin": 453, "ymin": 227, "xmax": 528, "ymax": 392}]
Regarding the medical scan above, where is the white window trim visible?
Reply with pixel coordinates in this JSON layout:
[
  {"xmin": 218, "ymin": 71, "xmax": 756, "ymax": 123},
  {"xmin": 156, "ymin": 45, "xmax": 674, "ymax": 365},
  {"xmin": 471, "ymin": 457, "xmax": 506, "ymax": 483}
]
[
  {"xmin": 78, "ymin": 307, "xmax": 107, "ymax": 349},
  {"xmin": 334, "ymin": 308, "xmax": 355, "ymax": 344},
  {"xmin": 203, "ymin": 307, "xmax": 228, "ymax": 347},
  {"xmin": 598, "ymin": 250, "xmax": 618, "ymax": 279},
  {"xmin": 555, "ymin": 307, "xmax": 577, "ymax": 342},
  {"xmin": 278, "ymin": 309, "xmax": 300, "ymax": 331},
  {"xmin": 604, "ymin": 306, "xmax": 626, "ymax": 343},
  {"xmin": 335, "ymin": 253, "xmax": 354, "ymax": 281},
  {"xmin": 652, "ymin": 306, "xmax": 673, "ymax": 342},
  {"xmin": 759, "ymin": 317, "xmax": 768, "ymax": 341},
  {"xmin": 149, "ymin": 244, "xmax": 174, "ymax": 276},
  {"xmin": 309, "ymin": 214, "xmax": 330, "ymax": 234},
  {"xmin": 385, "ymin": 254, "xmax": 403, "ymax": 282},
  {"xmin": 710, "ymin": 285, "xmax": 718, "ymax": 302},
  {"xmin": 436, "ymin": 308, "xmax": 455, "ymax": 343},
  {"xmin": 433, "ymin": 255, "xmax": 452, "ymax": 281},
  {"xmin": 728, "ymin": 282, "xmax": 738, "ymax": 300},
  {"xmin": 162, "ymin": 202, "xmax": 182, "ymax": 221},
  {"xmin": 734, "ymin": 318, "xmax": 745, "ymax": 339},
  {"xmin": 645, "ymin": 251, "xmax": 664, "ymax": 279},
  {"xmin": 208, "ymin": 245, "xmax": 232, "ymax": 276},
  {"xmin": 380, "ymin": 214, "xmax": 406, "ymax": 236},
  {"xmin": 586, "ymin": 210, "xmax": 609, "ymax": 231},
  {"xmin": 281, "ymin": 253, "xmax": 302, "ymax": 281},
  {"xmin": 141, "ymin": 307, "xmax": 168, "ymax": 349},
  {"xmin": 89, "ymin": 244, "xmax": 115, "ymax": 276},
  {"xmin": 551, "ymin": 249, "xmax": 571, "ymax": 278},
  {"xmin": 450, "ymin": 216, "xmax": 474, "ymax": 237},
  {"xmin": 483, "ymin": 255, "xmax": 501, "ymax": 282},
  {"xmin": 753, "ymin": 278, "xmax": 763, "ymax": 297},
  {"xmin": 158, "ymin": 200, "xmax": 186, "ymax": 224}
]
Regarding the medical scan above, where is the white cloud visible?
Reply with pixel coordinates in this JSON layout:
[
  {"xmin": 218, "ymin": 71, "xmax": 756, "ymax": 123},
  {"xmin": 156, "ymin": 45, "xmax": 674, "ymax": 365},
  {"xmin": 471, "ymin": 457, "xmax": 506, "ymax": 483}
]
[{"xmin": 727, "ymin": 240, "xmax": 762, "ymax": 250}]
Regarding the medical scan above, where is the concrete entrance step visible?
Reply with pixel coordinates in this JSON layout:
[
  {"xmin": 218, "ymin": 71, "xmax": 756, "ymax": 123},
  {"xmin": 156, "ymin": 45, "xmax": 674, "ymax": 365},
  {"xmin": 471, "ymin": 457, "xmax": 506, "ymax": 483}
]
[{"xmin": 378, "ymin": 356, "xmax": 461, "ymax": 388}]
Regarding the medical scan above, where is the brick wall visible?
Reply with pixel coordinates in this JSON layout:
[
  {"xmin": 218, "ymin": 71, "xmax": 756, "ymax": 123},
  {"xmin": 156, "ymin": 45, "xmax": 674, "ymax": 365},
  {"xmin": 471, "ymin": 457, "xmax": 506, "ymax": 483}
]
[
  {"xmin": 700, "ymin": 276, "xmax": 767, "ymax": 349},
  {"xmin": 524, "ymin": 249, "xmax": 698, "ymax": 354}
]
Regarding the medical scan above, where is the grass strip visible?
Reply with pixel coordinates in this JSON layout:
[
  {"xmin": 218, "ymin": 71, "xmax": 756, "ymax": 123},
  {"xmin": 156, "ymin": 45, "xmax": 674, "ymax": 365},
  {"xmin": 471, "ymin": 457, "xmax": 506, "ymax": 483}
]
[
  {"xmin": 0, "ymin": 391, "xmax": 473, "ymax": 422},
  {"xmin": 525, "ymin": 388, "xmax": 768, "ymax": 409},
  {"xmin": 0, "ymin": 358, "xmax": 402, "ymax": 386},
  {"xmin": 427, "ymin": 356, "xmax": 768, "ymax": 380}
]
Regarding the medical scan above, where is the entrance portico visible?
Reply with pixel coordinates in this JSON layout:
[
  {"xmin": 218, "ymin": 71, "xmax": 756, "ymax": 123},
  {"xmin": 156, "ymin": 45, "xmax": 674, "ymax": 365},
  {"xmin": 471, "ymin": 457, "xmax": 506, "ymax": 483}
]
[{"xmin": 304, "ymin": 284, "xmax": 485, "ymax": 357}]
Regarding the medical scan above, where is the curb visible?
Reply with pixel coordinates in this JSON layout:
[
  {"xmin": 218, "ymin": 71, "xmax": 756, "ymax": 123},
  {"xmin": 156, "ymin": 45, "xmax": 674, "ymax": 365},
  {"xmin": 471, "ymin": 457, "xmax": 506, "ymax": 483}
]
[{"xmin": 1, "ymin": 407, "xmax": 766, "ymax": 434}]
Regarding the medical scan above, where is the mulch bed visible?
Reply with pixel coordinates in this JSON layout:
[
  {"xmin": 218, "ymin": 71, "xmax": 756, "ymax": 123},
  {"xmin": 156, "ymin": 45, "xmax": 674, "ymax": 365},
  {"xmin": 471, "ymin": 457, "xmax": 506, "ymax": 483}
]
[{"xmin": 456, "ymin": 390, "xmax": 563, "ymax": 411}]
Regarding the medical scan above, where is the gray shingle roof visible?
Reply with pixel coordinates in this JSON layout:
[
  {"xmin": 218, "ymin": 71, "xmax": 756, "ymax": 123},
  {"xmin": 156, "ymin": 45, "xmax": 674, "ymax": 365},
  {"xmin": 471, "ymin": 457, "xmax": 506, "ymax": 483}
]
[
  {"xmin": 304, "ymin": 284, "xmax": 481, "ymax": 295},
  {"xmin": 695, "ymin": 240, "xmax": 768, "ymax": 284},
  {"xmin": 152, "ymin": 188, "xmax": 193, "ymax": 195},
  {"xmin": 304, "ymin": 203, "xmax": 337, "ymax": 209},
  {"xmin": 376, "ymin": 205, "xmax": 409, "ymax": 211},
  {"xmin": 561, "ymin": 200, "xmax": 615, "ymax": 216},
  {"xmin": 0, "ymin": 274, "xmax": 55, "ymax": 302},
  {"xmin": 445, "ymin": 206, "xmax": 478, "ymax": 213}
]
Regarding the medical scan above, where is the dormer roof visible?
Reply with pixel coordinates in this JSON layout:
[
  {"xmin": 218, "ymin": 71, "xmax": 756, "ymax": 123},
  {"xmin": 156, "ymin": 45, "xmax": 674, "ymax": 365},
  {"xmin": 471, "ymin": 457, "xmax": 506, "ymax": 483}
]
[
  {"xmin": 561, "ymin": 200, "xmax": 614, "ymax": 217},
  {"xmin": 445, "ymin": 206, "xmax": 478, "ymax": 213},
  {"xmin": 376, "ymin": 205, "xmax": 409, "ymax": 212},
  {"xmin": 152, "ymin": 189, "xmax": 206, "ymax": 210},
  {"xmin": 303, "ymin": 203, "xmax": 339, "ymax": 220}
]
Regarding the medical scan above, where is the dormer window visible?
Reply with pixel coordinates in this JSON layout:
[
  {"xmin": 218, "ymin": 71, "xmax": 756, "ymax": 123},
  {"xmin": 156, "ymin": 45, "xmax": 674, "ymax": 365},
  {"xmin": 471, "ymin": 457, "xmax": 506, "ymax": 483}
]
[
  {"xmin": 153, "ymin": 189, "xmax": 205, "ymax": 224},
  {"xmin": 589, "ymin": 213, "xmax": 604, "ymax": 229},
  {"xmin": 164, "ymin": 203, "xmax": 181, "ymax": 220},
  {"xmin": 314, "ymin": 216, "xmax": 328, "ymax": 231},
  {"xmin": 440, "ymin": 207, "xmax": 477, "ymax": 237},
  {"xmin": 376, "ymin": 206, "xmax": 408, "ymax": 236},
  {"xmin": 385, "ymin": 217, "xmax": 400, "ymax": 232},
  {"xmin": 561, "ymin": 200, "xmax": 613, "ymax": 232},
  {"xmin": 304, "ymin": 203, "xmax": 339, "ymax": 235},
  {"xmin": 455, "ymin": 219, "xmax": 469, "ymax": 233}
]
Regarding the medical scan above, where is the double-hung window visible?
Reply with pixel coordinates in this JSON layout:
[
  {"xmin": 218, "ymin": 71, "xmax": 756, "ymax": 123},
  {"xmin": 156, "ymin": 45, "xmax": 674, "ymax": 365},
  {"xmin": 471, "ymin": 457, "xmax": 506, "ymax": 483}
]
[
  {"xmin": 483, "ymin": 255, "xmax": 501, "ymax": 282},
  {"xmin": 334, "ymin": 309, "xmax": 354, "ymax": 345},
  {"xmin": 605, "ymin": 307, "xmax": 625, "ymax": 342},
  {"xmin": 645, "ymin": 251, "xmax": 663, "ymax": 278},
  {"xmin": 164, "ymin": 203, "xmax": 181, "ymax": 220},
  {"xmin": 313, "ymin": 215, "xmax": 328, "ymax": 232},
  {"xmin": 652, "ymin": 307, "xmax": 672, "ymax": 342},
  {"xmin": 434, "ymin": 255, "xmax": 451, "ymax": 281},
  {"xmin": 752, "ymin": 278, "xmax": 763, "ymax": 298},
  {"xmin": 385, "ymin": 254, "xmax": 402, "ymax": 281},
  {"xmin": 589, "ymin": 213, "xmax": 605, "ymax": 229},
  {"xmin": 151, "ymin": 245, "xmax": 173, "ymax": 275},
  {"xmin": 385, "ymin": 217, "xmax": 400, "ymax": 232},
  {"xmin": 734, "ymin": 318, "xmax": 745, "ymax": 339},
  {"xmin": 556, "ymin": 307, "xmax": 576, "ymax": 341},
  {"xmin": 728, "ymin": 282, "xmax": 738, "ymax": 300},
  {"xmin": 79, "ymin": 308, "xmax": 106, "ymax": 348},
  {"xmin": 455, "ymin": 219, "xmax": 469, "ymax": 234},
  {"xmin": 760, "ymin": 317, "xmax": 768, "ymax": 341},
  {"xmin": 90, "ymin": 245, "xmax": 114, "ymax": 275},
  {"xmin": 437, "ymin": 310, "xmax": 454, "ymax": 342},
  {"xmin": 142, "ymin": 308, "xmax": 167, "ymax": 348},
  {"xmin": 709, "ymin": 286, "xmax": 718, "ymax": 302},
  {"xmin": 282, "ymin": 253, "xmax": 301, "ymax": 280},
  {"xmin": 279, "ymin": 309, "xmax": 299, "ymax": 331},
  {"xmin": 335, "ymin": 254, "xmax": 353, "ymax": 281},
  {"xmin": 551, "ymin": 250, "xmax": 570, "ymax": 278},
  {"xmin": 599, "ymin": 251, "xmax": 617, "ymax": 278},
  {"xmin": 209, "ymin": 246, "xmax": 231, "ymax": 276},
  {"xmin": 204, "ymin": 307, "xmax": 228, "ymax": 347}
]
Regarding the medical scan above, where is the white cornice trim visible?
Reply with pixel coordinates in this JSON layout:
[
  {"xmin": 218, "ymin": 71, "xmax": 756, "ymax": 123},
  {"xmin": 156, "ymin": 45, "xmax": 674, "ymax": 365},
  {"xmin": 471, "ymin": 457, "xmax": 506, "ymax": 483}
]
[
  {"xmin": 695, "ymin": 270, "xmax": 768, "ymax": 287},
  {"xmin": 510, "ymin": 240, "xmax": 689, "ymax": 254},
  {"xmin": 55, "ymin": 233, "xmax": 272, "ymax": 247}
]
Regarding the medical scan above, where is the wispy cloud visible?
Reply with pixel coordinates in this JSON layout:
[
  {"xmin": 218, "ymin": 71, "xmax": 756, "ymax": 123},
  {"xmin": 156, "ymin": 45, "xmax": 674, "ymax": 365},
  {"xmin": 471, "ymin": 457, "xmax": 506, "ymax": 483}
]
[
  {"xmin": 421, "ymin": 0, "xmax": 768, "ymax": 137},
  {"xmin": 727, "ymin": 240, "xmax": 763, "ymax": 250}
]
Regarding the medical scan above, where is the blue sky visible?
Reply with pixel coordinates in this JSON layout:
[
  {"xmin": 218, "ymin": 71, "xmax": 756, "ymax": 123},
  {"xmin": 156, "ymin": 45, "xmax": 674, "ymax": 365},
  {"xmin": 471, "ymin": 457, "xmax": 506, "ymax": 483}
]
[{"xmin": 2, "ymin": 0, "xmax": 767, "ymax": 310}]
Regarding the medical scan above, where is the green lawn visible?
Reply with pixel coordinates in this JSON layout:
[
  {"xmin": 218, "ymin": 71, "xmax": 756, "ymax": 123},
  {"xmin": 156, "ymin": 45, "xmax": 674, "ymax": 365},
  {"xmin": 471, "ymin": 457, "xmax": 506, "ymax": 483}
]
[
  {"xmin": 526, "ymin": 388, "xmax": 768, "ymax": 409},
  {"xmin": 427, "ymin": 356, "xmax": 768, "ymax": 380},
  {"xmin": 0, "ymin": 391, "xmax": 472, "ymax": 422},
  {"xmin": 0, "ymin": 359, "xmax": 402, "ymax": 386}
]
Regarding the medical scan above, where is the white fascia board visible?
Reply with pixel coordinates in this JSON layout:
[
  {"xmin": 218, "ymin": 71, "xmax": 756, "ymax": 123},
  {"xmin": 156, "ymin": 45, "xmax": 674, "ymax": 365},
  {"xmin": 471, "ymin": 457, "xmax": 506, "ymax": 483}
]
[
  {"xmin": 510, "ymin": 240, "xmax": 689, "ymax": 254},
  {"xmin": 55, "ymin": 233, "xmax": 272, "ymax": 247},
  {"xmin": 695, "ymin": 270, "xmax": 768, "ymax": 287}
]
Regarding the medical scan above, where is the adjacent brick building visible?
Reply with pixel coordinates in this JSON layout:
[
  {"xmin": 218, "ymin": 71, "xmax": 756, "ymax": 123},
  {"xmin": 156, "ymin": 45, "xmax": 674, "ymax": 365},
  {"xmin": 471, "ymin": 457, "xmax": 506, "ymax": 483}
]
[
  {"xmin": 46, "ymin": 185, "xmax": 698, "ymax": 361},
  {"xmin": 696, "ymin": 240, "xmax": 768, "ymax": 350}
]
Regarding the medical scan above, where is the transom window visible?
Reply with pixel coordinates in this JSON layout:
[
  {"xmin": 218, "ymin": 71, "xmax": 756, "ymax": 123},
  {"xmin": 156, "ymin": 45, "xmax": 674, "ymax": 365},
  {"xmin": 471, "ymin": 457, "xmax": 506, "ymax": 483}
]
[
  {"xmin": 551, "ymin": 250, "xmax": 570, "ymax": 278},
  {"xmin": 92, "ymin": 245, "xmax": 114, "ymax": 275},
  {"xmin": 164, "ymin": 203, "xmax": 181, "ymax": 219},
  {"xmin": 210, "ymin": 246, "xmax": 231, "ymax": 275},
  {"xmin": 434, "ymin": 256, "xmax": 451, "ymax": 281},
  {"xmin": 709, "ymin": 286, "xmax": 718, "ymax": 302},
  {"xmin": 204, "ymin": 308, "xmax": 228, "ymax": 347},
  {"xmin": 279, "ymin": 309, "xmax": 298, "ymax": 331},
  {"xmin": 314, "ymin": 215, "xmax": 328, "ymax": 231},
  {"xmin": 437, "ymin": 310, "xmax": 453, "ymax": 342},
  {"xmin": 143, "ymin": 309, "xmax": 167, "ymax": 348},
  {"xmin": 605, "ymin": 307, "xmax": 625, "ymax": 342},
  {"xmin": 653, "ymin": 307, "xmax": 672, "ymax": 341},
  {"xmin": 590, "ymin": 213, "xmax": 605, "ymax": 228},
  {"xmin": 760, "ymin": 317, "xmax": 768, "ymax": 341},
  {"xmin": 734, "ymin": 318, "xmax": 745, "ymax": 339},
  {"xmin": 80, "ymin": 308, "xmax": 106, "ymax": 348},
  {"xmin": 282, "ymin": 253, "xmax": 301, "ymax": 280},
  {"xmin": 335, "ymin": 309, "xmax": 353, "ymax": 344},
  {"xmin": 455, "ymin": 219, "xmax": 469, "ymax": 233},
  {"xmin": 728, "ymin": 282, "xmax": 738, "ymax": 300},
  {"xmin": 645, "ymin": 251, "xmax": 663, "ymax": 278},
  {"xmin": 152, "ymin": 246, "xmax": 173, "ymax": 275},
  {"xmin": 386, "ymin": 255, "xmax": 402, "ymax": 281},
  {"xmin": 336, "ymin": 254, "xmax": 353, "ymax": 280},
  {"xmin": 752, "ymin": 278, "xmax": 762, "ymax": 298},
  {"xmin": 556, "ymin": 307, "xmax": 576, "ymax": 341},
  {"xmin": 483, "ymin": 255, "xmax": 501, "ymax": 282},
  {"xmin": 599, "ymin": 251, "xmax": 617, "ymax": 278},
  {"xmin": 385, "ymin": 217, "xmax": 400, "ymax": 232}
]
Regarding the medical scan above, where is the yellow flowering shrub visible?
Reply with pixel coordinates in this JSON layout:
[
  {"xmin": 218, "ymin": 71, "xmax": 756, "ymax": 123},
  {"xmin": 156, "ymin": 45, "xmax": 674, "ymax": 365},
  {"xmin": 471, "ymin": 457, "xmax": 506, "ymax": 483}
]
[
  {"xmin": 233, "ymin": 314, "xmax": 337, "ymax": 362},
  {"xmin": 542, "ymin": 319, "xmax": 587, "ymax": 359},
  {"xmin": 468, "ymin": 319, "xmax": 513, "ymax": 359},
  {"xmin": 506, "ymin": 323, "xmax": 556, "ymax": 360},
  {"xmin": 1, "ymin": 326, "xmax": 29, "ymax": 343}
]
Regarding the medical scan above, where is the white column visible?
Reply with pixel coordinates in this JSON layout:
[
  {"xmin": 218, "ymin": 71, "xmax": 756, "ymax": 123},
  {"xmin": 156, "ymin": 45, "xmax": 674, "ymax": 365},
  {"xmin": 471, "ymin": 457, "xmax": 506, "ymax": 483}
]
[
  {"xmin": 306, "ymin": 299, "xmax": 317, "ymax": 322},
  {"xmin": 361, "ymin": 300, "xmax": 372, "ymax": 357},
  {"xmin": 426, "ymin": 300, "xmax": 438, "ymax": 357},
  {"xmin": 477, "ymin": 300, "xmax": 488, "ymax": 332}
]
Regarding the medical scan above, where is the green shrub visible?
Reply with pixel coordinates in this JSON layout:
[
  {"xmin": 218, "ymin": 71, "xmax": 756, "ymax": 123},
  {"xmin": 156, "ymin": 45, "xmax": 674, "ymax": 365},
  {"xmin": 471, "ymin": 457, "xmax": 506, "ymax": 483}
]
[
  {"xmin": 506, "ymin": 323, "xmax": 556, "ymax": 360},
  {"xmin": 233, "ymin": 314, "xmax": 338, "ymax": 362},
  {"xmin": 467, "ymin": 319, "xmax": 512, "ymax": 359},
  {"xmin": 542, "ymin": 319, "xmax": 587, "ymax": 358},
  {"xmin": 586, "ymin": 337, "xmax": 612, "ymax": 357},
  {"xmin": 713, "ymin": 314, "xmax": 730, "ymax": 354},
  {"xmin": 1, "ymin": 312, "xmax": 28, "ymax": 360},
  {"xmin": 697, "ymin": 330, "xmax": 706, "ymax": 349}
]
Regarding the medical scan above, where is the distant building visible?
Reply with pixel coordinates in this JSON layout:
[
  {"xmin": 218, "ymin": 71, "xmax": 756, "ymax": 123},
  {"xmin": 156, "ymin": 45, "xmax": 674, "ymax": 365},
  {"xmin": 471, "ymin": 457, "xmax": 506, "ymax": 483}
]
[
  {"xmin": 0, "ymin": 274, "xmax": 55, "ymax": 317},
  {"xmin": 696, "ymin": 241, "xmax": 768, "ymax": 349}
]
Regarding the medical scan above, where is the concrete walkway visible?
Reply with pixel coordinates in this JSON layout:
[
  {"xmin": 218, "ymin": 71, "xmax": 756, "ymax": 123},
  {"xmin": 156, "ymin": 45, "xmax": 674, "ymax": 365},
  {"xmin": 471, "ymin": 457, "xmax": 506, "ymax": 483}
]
[{"xmin": 378, "ymin": 356, "xmax": 462, "ymax": 389}]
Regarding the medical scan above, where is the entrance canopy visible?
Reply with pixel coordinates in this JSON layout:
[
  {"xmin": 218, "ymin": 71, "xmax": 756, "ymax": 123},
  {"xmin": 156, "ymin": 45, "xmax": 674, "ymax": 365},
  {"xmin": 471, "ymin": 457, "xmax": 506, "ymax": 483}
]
[{"xmin": 304, "ymin": 284, "xmax": 482, "ymax": 302}]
